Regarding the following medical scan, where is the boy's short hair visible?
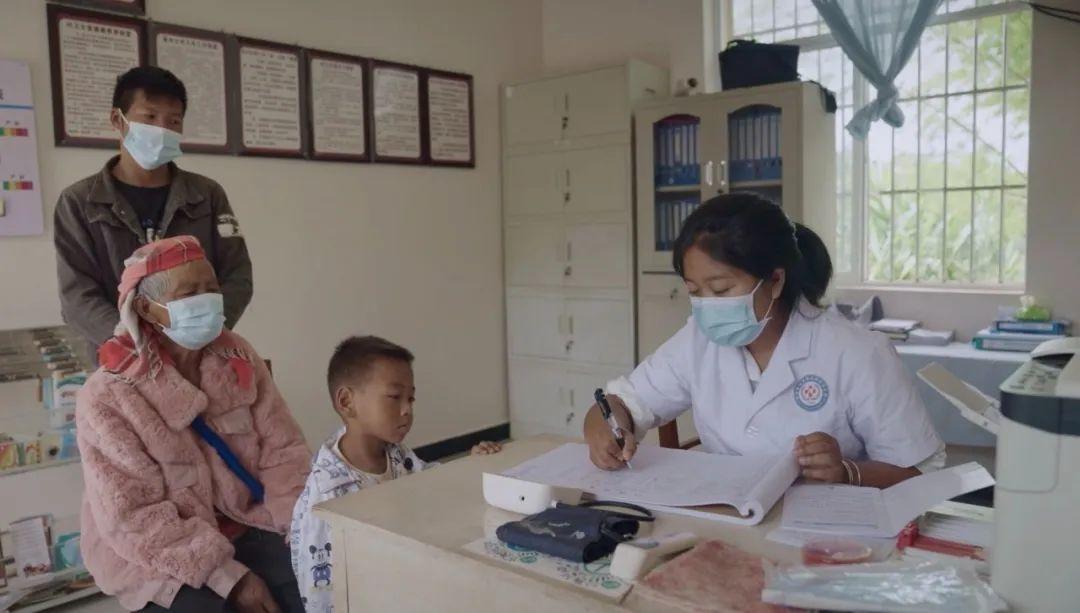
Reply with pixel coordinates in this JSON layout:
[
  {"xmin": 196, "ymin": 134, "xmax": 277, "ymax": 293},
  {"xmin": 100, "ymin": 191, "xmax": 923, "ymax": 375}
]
[
  {"xmin": 112, "ymin": 66, "xmax": 187, "ymax": 115},
  {"xmin": 327, "ymin": 336, "xmax": 414, "ymax": 399}
]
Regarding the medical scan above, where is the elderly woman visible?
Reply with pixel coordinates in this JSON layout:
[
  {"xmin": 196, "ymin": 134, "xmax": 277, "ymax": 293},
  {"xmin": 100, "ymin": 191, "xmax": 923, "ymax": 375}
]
[{"xmin": 76, "ymin": 236, "xmax": 310, "ymax": 613}]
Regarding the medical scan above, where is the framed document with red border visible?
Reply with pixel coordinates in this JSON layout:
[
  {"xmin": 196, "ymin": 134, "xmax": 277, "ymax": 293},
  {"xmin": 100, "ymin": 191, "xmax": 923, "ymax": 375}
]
[
  {"xmin": 371, "ymin": 60, "xmax": 425, "ymax": 164},
  {"xmin": 54, "ymin": 0, "xmax": 146, "ymax": 16},
  {"xmin": 305, "ymin": 49, "xmax": 370, "ymax": 162},
  {"xmin": 231, "ymin": 37, "xmax": 307, "ymax": 158},
  {"xmin": 149, "ymin": 23, "xmax": 234, "ymax": 154},
  {"xmin": 424, "ymin": 69, "xmax": 474, "ymax": 168},
  {"xmin": 47, "ymin": 4, "xmax": 147, "ymax": 148}
]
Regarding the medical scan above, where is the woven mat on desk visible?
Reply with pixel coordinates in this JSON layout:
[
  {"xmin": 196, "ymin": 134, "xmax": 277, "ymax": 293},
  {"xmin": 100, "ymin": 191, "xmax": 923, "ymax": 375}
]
[
  {"xmin": 462, "ymin": 538, "xmax": 632, "ymax": 602},
  {"xmin": 634, "ymin": 540, "xmax": 783, "ymax": 613}
]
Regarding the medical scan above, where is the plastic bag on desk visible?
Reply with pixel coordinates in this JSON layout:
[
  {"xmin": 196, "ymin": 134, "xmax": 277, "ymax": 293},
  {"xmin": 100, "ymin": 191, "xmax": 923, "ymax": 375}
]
[{"xmin": 760, "ymin": 559, "xmax": 1005, "ymax": 612}]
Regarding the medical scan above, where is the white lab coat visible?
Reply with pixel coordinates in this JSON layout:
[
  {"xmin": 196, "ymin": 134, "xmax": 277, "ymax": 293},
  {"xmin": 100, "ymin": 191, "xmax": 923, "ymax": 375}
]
[
  {"xmin": 609, "ymin": 301, "xmax": 943, "ymax": 469},
  {"xmin": 289, "ymin": 428, "xmax": 427, "ymax": 613}
]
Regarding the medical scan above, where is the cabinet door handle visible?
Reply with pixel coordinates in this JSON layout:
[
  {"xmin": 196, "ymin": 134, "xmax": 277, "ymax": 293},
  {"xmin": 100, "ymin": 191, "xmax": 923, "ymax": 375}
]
[
  {"xmin": 704, "ymin": 160, "xmax": 714, "ymax": 187},
  {"xmin": 566, "ymin": 241, "xmax": 572, "ymax": 262},
  {"xmin": 569, "ymin": 389, "xmax": 575, "ymax": 407},
  {"xmin": 718, "ymin": 160, "xmax": 728, "ymax": 192},
  {"xmin": 568, "ymin": 315, "xmax": 574, "ymax": 335},
  {"xmin": 669, "ymin": 288, "xmax": 679, "ymax": 300},
  {"xmin": 565, "ymin": 339, "xmax": 574, "ymax": 353},
  {"xmin": 565, "ymin": 168, "xmax": 571, "ymax": 189},
  {"xmin": 564, "ymin": 265, "xmax": 572, "ymax": 277},
  {"xmin": 565, "ymin": 411, "xmax": 575, "ymax": 425}
]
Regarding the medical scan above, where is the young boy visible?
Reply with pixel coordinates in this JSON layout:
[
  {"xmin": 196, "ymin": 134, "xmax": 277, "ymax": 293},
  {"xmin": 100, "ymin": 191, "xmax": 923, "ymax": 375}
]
[{"xmin": 290, "ymin": 336, "xmax": 501, "ymax": 612}]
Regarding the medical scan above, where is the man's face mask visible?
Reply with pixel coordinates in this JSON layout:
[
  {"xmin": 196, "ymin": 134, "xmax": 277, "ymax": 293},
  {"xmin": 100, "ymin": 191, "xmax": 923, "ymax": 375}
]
[{"xmin": 119, "ymin": 111, "xmax": 183, "ymax": 170}]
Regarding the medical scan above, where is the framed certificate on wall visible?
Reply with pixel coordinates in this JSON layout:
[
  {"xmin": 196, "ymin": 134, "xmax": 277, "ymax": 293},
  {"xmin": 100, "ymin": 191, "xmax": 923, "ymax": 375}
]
[
  {"xmin": 371, "ymin": 60, "xmax": 425, "ymax": 164},
  {"xmin": 306, "ymin": 49, "xmax": 369, "ymax": 162},
  {"xmin": 231, "ymin": 37, "xmax": 307, "ymax": 158},
  {"xmin": 424, "ymin": 69, "xmax": 474, "ymax": 168},
  {"xmin": 47, "ymin": 4, "xmax": 147, "ymax": 148},
  {"xmin": 54, "ymin": 0, "xmax": 146, "ymax": 16},
  {"xmin": 149, "ymin": 23, "xmax": 233, "ymax": 154}
]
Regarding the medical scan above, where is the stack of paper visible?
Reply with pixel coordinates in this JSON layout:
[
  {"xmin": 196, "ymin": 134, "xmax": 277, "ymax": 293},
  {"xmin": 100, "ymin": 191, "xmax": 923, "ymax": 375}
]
[
  {"xmin": 503, "ymin": 443, "xmax": 800, "ymax": 526},
  {"xmin": 869, "ymin": 319, "xmax": 920, "ymax": 334},
  {"xmin": 906, "ymin": 328, "xmax": 956, "ymax": 346},
  {"xmin": 779, "ymin": 462, "xmax": 995, "ymax": 538}
]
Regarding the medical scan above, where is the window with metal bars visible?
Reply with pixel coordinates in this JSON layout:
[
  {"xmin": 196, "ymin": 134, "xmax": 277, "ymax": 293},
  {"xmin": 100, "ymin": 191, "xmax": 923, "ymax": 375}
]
[{"xmin": 724, "ymin": 0, "xmax": 1031, "ymax": 288}]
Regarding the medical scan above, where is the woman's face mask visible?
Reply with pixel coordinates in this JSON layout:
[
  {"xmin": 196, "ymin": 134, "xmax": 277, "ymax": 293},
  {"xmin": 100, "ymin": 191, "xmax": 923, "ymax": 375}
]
[
  {"xmin": 690, "ymin": 279, "xmax": 775, "ymax": 346},
  {"xmin": 151, "ymin": 292, "xmax": 225, "ymax": 350}
]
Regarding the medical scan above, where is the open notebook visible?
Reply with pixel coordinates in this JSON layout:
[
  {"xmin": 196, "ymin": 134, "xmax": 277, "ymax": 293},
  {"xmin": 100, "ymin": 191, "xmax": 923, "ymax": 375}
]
[{"xmin": 503, "ymin": 443, "xmax": 799, "ymax": 525}]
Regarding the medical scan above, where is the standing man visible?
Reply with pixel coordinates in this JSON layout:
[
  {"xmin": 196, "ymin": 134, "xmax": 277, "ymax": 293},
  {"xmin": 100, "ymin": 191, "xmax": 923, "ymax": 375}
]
[{"xmin": 54, "ymin": 66, "xmax": 252, "ymax": 349}]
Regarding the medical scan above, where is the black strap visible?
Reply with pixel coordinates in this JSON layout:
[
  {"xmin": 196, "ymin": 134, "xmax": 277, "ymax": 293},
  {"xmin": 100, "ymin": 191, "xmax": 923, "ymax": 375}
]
[{"xmin": 575, "ymin": 500, "xmax": 656, "ymax": 522}]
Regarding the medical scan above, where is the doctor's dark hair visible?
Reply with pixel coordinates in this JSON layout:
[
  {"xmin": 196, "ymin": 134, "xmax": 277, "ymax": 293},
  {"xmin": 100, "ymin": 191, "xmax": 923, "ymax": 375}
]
[
  {"xmin": 112, "ymin": 66, "xmax": 187, "ymax": 115},
  {"xmin": 672, "ymin": 193, "xmax": 833, "ymax": 308},
  {"xmin": 327, "ymin": 335, "xmax": 414, "ymax": 400}
]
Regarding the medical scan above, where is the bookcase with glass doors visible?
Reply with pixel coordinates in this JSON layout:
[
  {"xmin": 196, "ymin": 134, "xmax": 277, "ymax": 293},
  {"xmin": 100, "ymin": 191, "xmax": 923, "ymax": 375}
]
[{"xmin": 633, "ymin": 81, "xmax": 836, "ymax": 445}]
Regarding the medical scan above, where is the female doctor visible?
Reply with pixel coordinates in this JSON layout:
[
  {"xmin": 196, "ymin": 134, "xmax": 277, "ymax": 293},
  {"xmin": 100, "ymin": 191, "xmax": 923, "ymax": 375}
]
[{"xmin": 584, "ymin": 194, "xmax": 944, "ymax": 488}]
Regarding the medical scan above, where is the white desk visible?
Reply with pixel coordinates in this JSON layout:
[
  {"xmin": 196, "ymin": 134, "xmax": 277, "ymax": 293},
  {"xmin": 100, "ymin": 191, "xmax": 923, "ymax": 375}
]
[{"xmin": 315, "ymin": 436, "xmax": 803, "ymax": 612}]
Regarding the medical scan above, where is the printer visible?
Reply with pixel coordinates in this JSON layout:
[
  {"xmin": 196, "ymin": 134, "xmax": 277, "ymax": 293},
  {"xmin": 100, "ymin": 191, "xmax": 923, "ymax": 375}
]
[{"xmin": 992, "ymin": 337, "xmax": 1080, "ymax": 612}]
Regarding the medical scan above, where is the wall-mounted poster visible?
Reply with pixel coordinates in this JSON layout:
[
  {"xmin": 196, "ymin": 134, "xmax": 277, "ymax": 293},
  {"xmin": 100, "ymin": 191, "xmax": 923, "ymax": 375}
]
[
  {"xmin": 0, "ymin": 60, "xmax": 45, "ymax": 237},
  {"xmin": 306, "ymin": 50, "xmax": 369, "ymax": 162},
  {"xmin": 232, "ymin": 37, "xmax": 306, "ymax": 158},
  {"xmin": 425, "ymin": 69, "xmax": 474, "ymax": 167},
  {"xmin": 47, "ymin": 4, "xmax": 146, "ymax": 147},
  {"xmin": 149, "ymin": 23, "xmax": 233, "ymax": 154},
  {"xmin": 371, "ymin": 61, "xmax": 424, "ymax": 164},
  {"xmin": 53, "ymin": 0, "xmax": 146, "ymax": 16}
]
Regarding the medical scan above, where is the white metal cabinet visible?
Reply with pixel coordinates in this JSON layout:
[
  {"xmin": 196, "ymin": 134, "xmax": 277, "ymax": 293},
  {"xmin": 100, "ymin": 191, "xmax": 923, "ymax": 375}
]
[
  {"xmin": 564, "ymin": 223, "xmax": 630, "ymax": 289},
  {"xmin": 504, "ymin": 153, "xmax": 566, "ymax": 216},
  {"xmin": 506, "ymin": 295, "xmax": 566, "ymax": 359},
  {"xmin": 634, "ymin": 82, "xmax": 835, "ymax": 273},
  {"xmin": 507, "ymin": 359, "xmax": 571, "ymax": 435},
  {"xmin": 505, "ymin": 221, "xmax": 566, "ymax": 288},
  {"xmin": 637, "ymin": 273, "xmax": 691, "ymax": 357},
  {"xmin": 565, "ymin": 297, "xmax": 633, "ymax": 366},
  {"xmin": 504, "ymin": 61, "xmax": 669, "ymax": 439},
  {"xmin": 562, "ymin": 145, "xmax": 629, "ymax": 214},
  {"xmin": 562, "ymin": 69, "xmax": 631, "ymax": 140},
  {"xmin": 504, "ymin": 79, "xmax": 564, "ymax": 147}
]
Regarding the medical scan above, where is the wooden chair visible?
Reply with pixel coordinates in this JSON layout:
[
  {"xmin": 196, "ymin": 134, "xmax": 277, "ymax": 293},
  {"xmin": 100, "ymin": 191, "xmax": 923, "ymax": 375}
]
[{"xmin": 658, "ymin": 421, "xmax": 700, "ymax": 450}]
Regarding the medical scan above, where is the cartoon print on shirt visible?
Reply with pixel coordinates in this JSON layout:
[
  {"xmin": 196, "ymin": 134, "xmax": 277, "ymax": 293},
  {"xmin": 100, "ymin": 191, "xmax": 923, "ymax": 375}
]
[{"xmin": 310, "ymin": 542, "xmax": 332, "ymax": 588}]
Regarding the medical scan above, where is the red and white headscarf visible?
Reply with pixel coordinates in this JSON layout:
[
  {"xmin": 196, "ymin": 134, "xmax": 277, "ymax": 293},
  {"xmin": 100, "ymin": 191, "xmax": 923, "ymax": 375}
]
[{"xmin": 99, "ymin": 235, "xmax": 207, "ymax": 377}]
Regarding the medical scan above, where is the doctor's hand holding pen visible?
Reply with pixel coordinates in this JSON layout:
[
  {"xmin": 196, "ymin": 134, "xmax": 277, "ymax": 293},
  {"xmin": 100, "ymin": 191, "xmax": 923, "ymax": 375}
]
[{"xmin": 584, "ymin": 390, "xmax": 638, "ymax": 470}]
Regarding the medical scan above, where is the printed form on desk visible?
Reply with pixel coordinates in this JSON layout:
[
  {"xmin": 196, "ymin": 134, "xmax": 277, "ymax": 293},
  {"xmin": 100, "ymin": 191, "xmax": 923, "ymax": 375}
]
[
  {"xmin": 780, "ymin": 462, "xmax": 995, "ymax": 538},
  {"xmin": 503, "ymin": 443, "xmax": 799, "ymax": 525}
]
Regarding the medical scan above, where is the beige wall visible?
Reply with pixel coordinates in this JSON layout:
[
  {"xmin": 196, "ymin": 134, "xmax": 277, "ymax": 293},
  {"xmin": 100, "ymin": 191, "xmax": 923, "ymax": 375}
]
[
  {"xmin": 836, "ymin": 6, "xmax": 1080, "ymax": 339},
  {"xmin": 1024, "ymin": 3, "xmax": 1080, "ymax": 334},
  {"xmin": 0, "ymin": 0, "xmax": 544, "ymax": 447},
  {"xmin": 541, "ymin": 0, "xmax": 706, "ymax": 91}
]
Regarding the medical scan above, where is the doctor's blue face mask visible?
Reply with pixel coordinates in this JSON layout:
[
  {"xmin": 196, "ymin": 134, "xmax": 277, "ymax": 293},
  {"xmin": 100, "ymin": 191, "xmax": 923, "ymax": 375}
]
[{"xmin": 690, "ymin": 279, "xmax": 775, "ymax": 347}]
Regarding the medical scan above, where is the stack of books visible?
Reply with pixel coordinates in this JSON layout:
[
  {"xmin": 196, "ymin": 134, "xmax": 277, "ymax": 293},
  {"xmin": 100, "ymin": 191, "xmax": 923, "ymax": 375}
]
[
  {"xmin": 973, "ymin": 317, "xmax": 1071, "ymax": 352},
  {"xmin": 869, "ymin": 319, "xmax": 919, "ymax": 342},
  {"xmin": 869, "ymin": 319, "xmax": 956, "ymax": 346}
]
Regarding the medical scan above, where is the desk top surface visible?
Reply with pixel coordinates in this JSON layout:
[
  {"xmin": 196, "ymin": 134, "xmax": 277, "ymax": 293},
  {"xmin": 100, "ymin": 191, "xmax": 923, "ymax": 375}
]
[{"xmin": 318, "ymin": 436, "xmax": 801, "ymax": 591}]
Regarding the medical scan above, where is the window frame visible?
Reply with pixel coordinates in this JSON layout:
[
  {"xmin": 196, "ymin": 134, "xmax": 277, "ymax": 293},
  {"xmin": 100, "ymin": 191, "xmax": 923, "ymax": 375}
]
[{"xmin": 717, "ymin": 0, "xmax": 1030, "ymax": 292}]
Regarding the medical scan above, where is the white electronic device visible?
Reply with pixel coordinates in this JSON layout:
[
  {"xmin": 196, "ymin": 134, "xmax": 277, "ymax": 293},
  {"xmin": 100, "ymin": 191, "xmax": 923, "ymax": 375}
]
[
  {"xmin": 482, "ymin": 472, "xmax": 582, "ymax": 515},
  {"xmin": 991, "ymin": 339, "xmax": 1080, "ymax": 612},
  {"xmin": 609, "ymin": 532, "xmax": 699, "ymax": 581},
  {"xmin": 917, "ymin": 362, "xmax": 1001, "ymax": 434}
]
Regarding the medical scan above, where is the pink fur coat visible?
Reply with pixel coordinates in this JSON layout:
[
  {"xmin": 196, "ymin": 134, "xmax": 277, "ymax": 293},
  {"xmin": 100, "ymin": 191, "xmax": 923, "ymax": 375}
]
[{"xmin": 76, "ymin": 330, "xmax": 310, "ymax": 610}]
